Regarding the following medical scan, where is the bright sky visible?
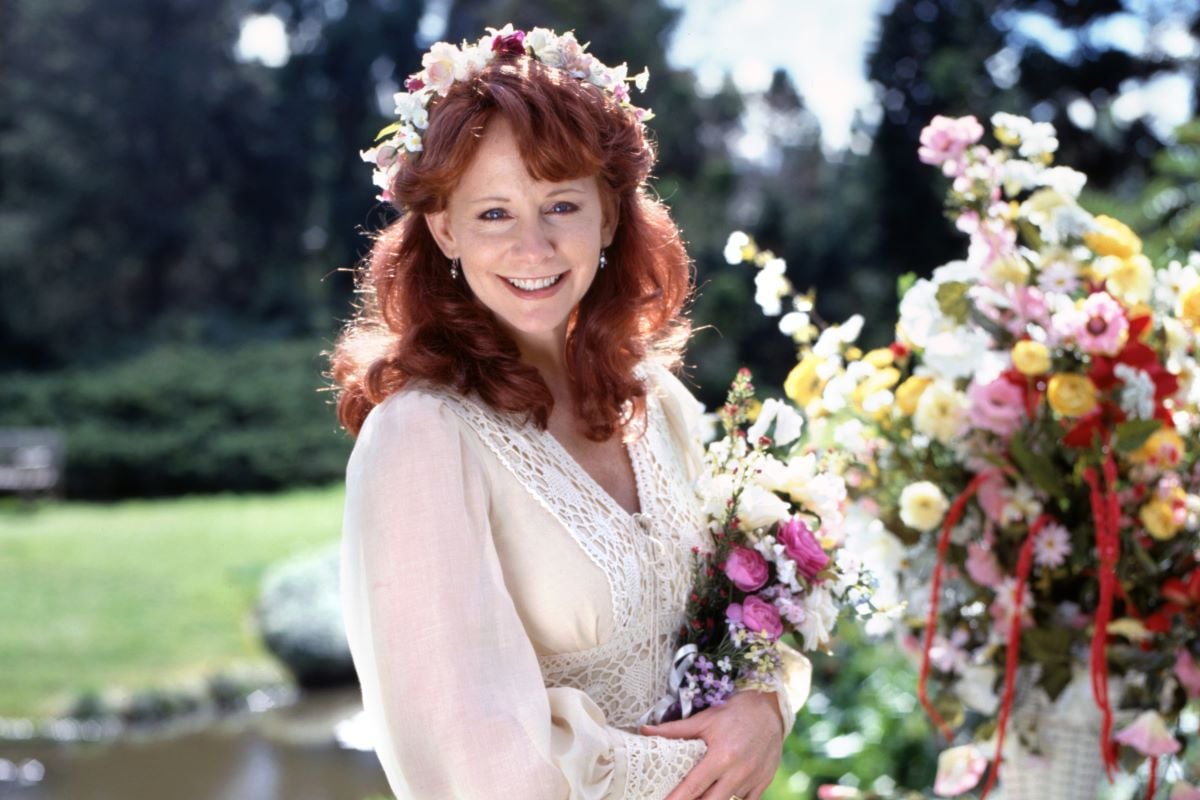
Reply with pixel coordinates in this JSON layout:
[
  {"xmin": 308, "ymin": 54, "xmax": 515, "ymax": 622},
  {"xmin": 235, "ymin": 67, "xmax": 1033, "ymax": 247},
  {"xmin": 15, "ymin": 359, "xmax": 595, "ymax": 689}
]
[{"xmin": 235, "ymin": 2, "xmax": 1197, "ymax": 153}]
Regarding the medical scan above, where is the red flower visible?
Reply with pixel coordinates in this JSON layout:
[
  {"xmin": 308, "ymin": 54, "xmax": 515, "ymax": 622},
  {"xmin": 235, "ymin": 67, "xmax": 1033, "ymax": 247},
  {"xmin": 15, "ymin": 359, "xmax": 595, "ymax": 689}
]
[{"xmin": 492, "ymin": 30, "xmax": 526, "ymax": 55}]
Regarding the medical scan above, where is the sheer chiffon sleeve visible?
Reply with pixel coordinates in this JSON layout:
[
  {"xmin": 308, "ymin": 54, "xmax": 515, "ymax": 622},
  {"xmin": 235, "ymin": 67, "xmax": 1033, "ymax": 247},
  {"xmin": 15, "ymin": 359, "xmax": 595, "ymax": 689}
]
[
  {"xmin": 650, "ymin": 365, "xmax": 813, "ymax": 736},
  {"xmin": 339, "ymin": 390, "xmax": 706, "ymax": 799}
]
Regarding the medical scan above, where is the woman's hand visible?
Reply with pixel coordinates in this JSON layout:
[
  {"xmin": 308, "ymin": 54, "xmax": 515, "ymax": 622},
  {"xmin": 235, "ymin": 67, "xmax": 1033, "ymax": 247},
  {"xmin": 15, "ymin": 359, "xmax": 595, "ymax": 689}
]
[{"xmin": 639, "ymin": 689, "xmax": 785, "ymax": 800}]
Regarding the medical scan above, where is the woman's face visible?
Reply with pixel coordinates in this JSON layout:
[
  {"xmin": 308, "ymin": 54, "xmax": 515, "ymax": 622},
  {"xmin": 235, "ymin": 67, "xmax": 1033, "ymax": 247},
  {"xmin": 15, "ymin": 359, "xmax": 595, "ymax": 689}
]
[{"xmin": 425, "ymin": 118, "xmax": 615, "ymax": 356}]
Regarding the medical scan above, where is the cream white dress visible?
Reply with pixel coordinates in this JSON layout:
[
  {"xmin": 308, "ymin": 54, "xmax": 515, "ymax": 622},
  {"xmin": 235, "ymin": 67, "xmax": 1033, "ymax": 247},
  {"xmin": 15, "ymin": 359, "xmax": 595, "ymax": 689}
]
[{"xmin": 339, "ymin": 362, "xmax": 812, "ymax": 799}]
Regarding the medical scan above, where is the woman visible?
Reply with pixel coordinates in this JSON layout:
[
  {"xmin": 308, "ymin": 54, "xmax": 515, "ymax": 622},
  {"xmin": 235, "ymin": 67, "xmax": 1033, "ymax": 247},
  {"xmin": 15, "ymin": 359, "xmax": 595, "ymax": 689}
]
[{"xmin": 332, "ymin": 25, "xmax": 812, "ymax": 800}]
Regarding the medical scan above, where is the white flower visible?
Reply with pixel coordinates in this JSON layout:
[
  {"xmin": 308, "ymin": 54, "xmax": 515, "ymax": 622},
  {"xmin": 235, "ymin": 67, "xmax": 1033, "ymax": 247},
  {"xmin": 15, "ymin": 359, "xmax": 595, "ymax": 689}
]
[
  {"xmin": 736, "ymin": 482, "xmax": 791, "ymax": 533},
  {"xmin": 1155, "ymin": 258, "xmax": 1200, "ymax": 310},
  {"xmin": 632, "ymin": 67, "xmax": 650, "ymax": 92},
  {"xmin": 392, "ymin": 91, "xmax": 430, "ymax": 129},
  {"xmin": 398, "ymin": 126, "xmax": 423, "ymax": 153},
  {"xmin": 1000, "ymin": 158, "xmax": 1039, "ymax": 195},
  {"xmin": 421, "ymin": 41, "xmax": 461, "ymax": 95},
  {"xmin": 956, "ymin": 663, "xmax": 999, "ymax": 714},
  {"xmin": 1038, "ymin": 166, "xmax": 1086, "ymax": 198},
  {"xmin": 832, "ymin": 418, "xmax": 868, "ymax": 454},
  {"xmin": 753, "ymin": 258, "xmax": 791, "ymax": 316},
  {"xmin": 1034, "ymin": 521, "xmax": 1071, "ymax": 568},
  {"xmin": 1114, "ymin": 363, "xmax": 1157, "ymax": 420},
  {"xmin": 746, "ymin": 397, "xmax": 804, "ymax": 446},
  {"xmin": 812, "ymin": 314, "xmax": 864, "ymax": 358},
  {"xmin": 922, "ymin": 328, "xmax": 994, "ymax": 382},
  {"xmin": 524, "ymin": 27, "xmax": 555, "ymax": 56},
  {"xmin": 1019, "ymin": 121, "xmax": 1059, "ymax": 158},
  {"xmin": 723, "ymin": 231, "xmax": 750, "ymax": 265},
  {"xmin": 778, "ymin": 309, "xmax": 814, "ymax": 342},
  {"xmin": 1001, "ymin": 482, "xmax": 1042, "ymax": 526},
  {"xmin": 913, "ymin": 380, "xmax": 968, "ymax": 444},
  {"xmin": 897, "ymin": 278, "xmax": 952, "ymax": 349},
  {"xmin": 698, "ymin": 472, "xmax": 736, "ymax": 519},
  {"xmin": 797, "ymin": 585, "xmax": 839, "ymax": 650},
  {"xmin": 899, "ymin": 481, "xmax": 950, "ymax": 532},
  {"xmin": 1037, "ymin": 257, "xmax": 1080, "ymax": 294}
]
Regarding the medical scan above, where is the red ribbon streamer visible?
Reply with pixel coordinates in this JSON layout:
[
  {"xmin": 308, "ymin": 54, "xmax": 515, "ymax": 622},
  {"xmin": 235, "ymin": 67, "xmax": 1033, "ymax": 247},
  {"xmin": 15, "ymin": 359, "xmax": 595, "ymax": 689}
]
[
  {"xmin": 1147, "ymin": 756, "xmax": 1158, "ymax": 799},
  {"xmin": 1083, "ymin": 454, "xmax": 1121, "ymax": 780},
  {"xmin": 978, "ymin": 514, "xmax": 1051, "ymax": 800},
  {"xmin": 919, "ymin": 470, "xmax": 999, "ymax": 742}
]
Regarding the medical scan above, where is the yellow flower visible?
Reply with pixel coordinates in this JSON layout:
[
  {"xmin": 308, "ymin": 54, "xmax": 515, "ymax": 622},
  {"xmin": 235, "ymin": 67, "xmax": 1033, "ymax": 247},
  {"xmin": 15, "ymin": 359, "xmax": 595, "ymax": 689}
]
[
  {"xmin": 1098, "ymin": 254, "xmax": 1153, "ymax": 306},
  {"xmin": 745, "ymin": 397, "xmax": 763, "ymax": 423},
  {"xmin": 1011, "ymin": 341, "xmax": 1051, "ymax": 376},
  {"xmin": 1084, "ymin": 215, "xmax": 1142, "ymax": 259},
  {"xmin": 899, "ymin": 481, "xmax": 950, "ymax": 532},
  {"xmin": 895, "ymin": 375, "xmax": 932, "ymax": 416},
  {"xmin": 1180, "ymin": 284, "xmax": 1200, "ymax": 330},
  {"xmin": 785, "ymin": 355, "xmax": 827, "ymax": 407},
  {"xmin": 1132, "ymin": 428, "xmax": 1185, "ymax": 467},
  {"xmin": 845, "ymin": 346, "xmax": 863, "ymax": 361},
  {"xmin": 864, "ymin": 348, "xmax": 895, "ymax": 369},
  {"xmin": 1139, "ymin": 490, "xmax": 1185, "ymax": 541},
  {"xmin": 1046, "ymin": 374, "xmax": 1098, "ymax": 418},
  {"xmin": 990, "ymin": 255, "xmax": 1030, "ymax": 286}
]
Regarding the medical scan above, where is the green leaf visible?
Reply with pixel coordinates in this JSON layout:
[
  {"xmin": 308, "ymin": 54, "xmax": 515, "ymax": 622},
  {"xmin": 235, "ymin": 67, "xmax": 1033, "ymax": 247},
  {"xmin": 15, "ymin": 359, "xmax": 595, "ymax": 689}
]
[
  {"xmin": 373, "ymin": 122, "xmax": 403, "ymax": 142},
  {"xmin": 1113, "ymin": 419, "xmax": 1161, "ymax": 453},
  {"xmin": 1016, "ymin": 219, "xmax": 1044, "ymax": 251},
  {"xmin": 896, "ymin": 272, "xmax": 918, "ymax": 301},
  {"xmin": 1009, "ymin": 433, "xmax": 1065, "ymax": 499},
  {"xmin": 935, "ymin": 281, "xmax": 971, "ymax": 324}
]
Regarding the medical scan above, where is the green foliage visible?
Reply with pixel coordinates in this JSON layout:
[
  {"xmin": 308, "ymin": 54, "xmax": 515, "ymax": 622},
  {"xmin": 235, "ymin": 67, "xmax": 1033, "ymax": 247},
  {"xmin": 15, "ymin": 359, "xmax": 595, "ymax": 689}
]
[
  {"xmin": 767, "ymin": 623, "xmax": 939, "ymax": 798},
  {"xmin": 0, "ymin": 339, "xmax": 350, "ymax": 499}
]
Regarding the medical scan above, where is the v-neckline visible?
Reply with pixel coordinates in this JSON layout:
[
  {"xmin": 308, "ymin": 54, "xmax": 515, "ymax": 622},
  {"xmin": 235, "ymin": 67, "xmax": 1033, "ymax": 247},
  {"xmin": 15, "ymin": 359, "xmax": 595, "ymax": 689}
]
[{"xmin": 540, "ymin": 415, "xmax": 650, "ymax": 524}]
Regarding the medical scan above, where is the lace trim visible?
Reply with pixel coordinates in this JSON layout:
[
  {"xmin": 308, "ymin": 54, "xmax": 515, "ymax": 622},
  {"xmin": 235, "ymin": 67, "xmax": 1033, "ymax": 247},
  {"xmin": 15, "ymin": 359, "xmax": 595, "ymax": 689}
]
[{"xmin": 612, "ymin": 726, "xmax": 708, "ymax": 799}]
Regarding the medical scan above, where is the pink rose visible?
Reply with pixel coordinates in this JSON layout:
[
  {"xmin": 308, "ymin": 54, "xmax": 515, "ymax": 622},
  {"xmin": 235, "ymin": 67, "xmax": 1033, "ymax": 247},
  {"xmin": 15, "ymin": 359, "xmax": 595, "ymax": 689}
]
[
  {"xmin": 723, "ymin": 546, "xmax": 769, "ymax": 592},
  {"xmin": 967, "ymin": 376, "xmax": 1025, "ymax": 438},
  {"xmin": 777, "ymin": 517, "xmax": 830, "ymax": 580},
  {"xmin": 741, "ymin": 595, "xmax": 784, "ymax": 640}
]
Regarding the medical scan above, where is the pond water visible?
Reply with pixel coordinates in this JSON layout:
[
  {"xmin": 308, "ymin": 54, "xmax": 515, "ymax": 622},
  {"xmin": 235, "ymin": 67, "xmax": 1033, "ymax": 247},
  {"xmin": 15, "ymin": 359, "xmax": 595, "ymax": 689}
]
[{"xmin": 0, "ymin": 687, "xmax": 392, "ymax": 800}]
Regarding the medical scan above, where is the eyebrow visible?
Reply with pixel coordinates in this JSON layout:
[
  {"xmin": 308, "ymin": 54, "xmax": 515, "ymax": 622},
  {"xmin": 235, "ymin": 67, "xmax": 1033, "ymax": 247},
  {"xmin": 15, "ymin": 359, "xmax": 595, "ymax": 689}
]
[{"xmin": 467, "ymin": 187, "xmax": 586, "ymax": 204}]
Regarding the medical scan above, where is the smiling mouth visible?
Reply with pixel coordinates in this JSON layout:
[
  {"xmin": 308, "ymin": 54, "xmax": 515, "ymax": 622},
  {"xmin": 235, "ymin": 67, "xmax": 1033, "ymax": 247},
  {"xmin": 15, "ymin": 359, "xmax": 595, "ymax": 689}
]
[{"xmin": 503, "ymin": 272, "xmax": 566, "ymax": 291}]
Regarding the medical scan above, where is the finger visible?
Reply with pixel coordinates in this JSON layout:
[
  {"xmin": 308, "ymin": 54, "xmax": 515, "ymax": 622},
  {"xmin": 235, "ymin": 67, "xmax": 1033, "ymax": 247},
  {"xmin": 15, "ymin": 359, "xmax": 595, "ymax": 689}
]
[
  {"xmin": 640, "ymin": 716, "xmax": 705, "ymax": 739},
  {"xmin": 695, "ymin": 776, "xmax": 744, "ymax": 800}
]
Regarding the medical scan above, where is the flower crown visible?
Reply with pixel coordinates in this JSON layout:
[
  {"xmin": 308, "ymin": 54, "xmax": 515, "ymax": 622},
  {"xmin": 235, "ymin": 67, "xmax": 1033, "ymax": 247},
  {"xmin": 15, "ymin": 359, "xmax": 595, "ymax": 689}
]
[{"xmin": 360, "ymin": 24, "xmax": 653, "ymax": 203}]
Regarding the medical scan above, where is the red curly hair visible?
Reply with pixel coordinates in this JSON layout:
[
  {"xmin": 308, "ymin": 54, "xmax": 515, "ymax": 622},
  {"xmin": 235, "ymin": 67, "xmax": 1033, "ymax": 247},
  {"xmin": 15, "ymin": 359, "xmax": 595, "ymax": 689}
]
[{"xmin": 329, "ymin": 52, "xmax": 692, "ymax": 440}]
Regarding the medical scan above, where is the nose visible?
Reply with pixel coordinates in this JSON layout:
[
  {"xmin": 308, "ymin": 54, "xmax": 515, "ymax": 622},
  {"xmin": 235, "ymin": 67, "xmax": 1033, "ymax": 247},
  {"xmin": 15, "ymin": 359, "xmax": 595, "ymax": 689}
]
[{"xmin": 513, "ymin": 216, "xmax": 555, "ymax": 266}]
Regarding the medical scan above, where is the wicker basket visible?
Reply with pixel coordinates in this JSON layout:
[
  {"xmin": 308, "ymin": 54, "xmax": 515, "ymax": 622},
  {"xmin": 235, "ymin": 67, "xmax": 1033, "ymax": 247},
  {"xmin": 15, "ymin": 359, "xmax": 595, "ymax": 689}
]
[{"xmin": 995, "ymin": 672, "xmax": 1123, "ymax": 800}]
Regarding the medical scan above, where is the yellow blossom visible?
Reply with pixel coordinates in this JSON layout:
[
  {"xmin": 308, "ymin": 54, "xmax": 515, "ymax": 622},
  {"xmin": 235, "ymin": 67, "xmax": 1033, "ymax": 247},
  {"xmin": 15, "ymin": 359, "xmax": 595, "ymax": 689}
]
[
  {"xmin": 990, "ymin": 255, "xmax": 1030, "ymax": 286},
  {"xmin": 1012, "ymin": 341, "xmax": 1051, "ymax": 376},
  {"xmin": 1098, "ymin": 253, "xmax": 1153, "ymax": 306},
  {"xmin": 1180, "ymin": 284, "xmax": 1200, "ymax": 330},
  {"xmin": 895, "ymin": 375, "xmax": 932, "ymax": 416},
  {"xmin": 785, "ymin": 355, "xmax": 827, "ymax": 407},
  {"xmin": 845, "ymin": 346, "xmax": 863, "ymax": 361},
  {"xmin": 1047, "ymin": 374, "xmax": 1098, "ymax": 418},
  {"xmin": 1084, "ymin": 215, "xmax": 1142, "ymax": 259},
  {"xmin": 1140, "ymin": 489, "xmax": 1185, "ymax": 541},
  {"xmin": 1132, "ymin": 428, "xmax": 1185, "ymax": 468},
  {"xmin": 745, "ymin": 397, "xmax": 763, "ymax": 423},
  {"xmin": 864, "ymin": 348, "xmax": 895, "ymax": 369}
]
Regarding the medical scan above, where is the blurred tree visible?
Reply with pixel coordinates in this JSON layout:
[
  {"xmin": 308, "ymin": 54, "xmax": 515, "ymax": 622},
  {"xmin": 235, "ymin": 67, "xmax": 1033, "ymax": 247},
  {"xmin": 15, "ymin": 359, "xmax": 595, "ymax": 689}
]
[{"xmin": 0, "ymin": 0, "xmax": 316, "ymax": 368}]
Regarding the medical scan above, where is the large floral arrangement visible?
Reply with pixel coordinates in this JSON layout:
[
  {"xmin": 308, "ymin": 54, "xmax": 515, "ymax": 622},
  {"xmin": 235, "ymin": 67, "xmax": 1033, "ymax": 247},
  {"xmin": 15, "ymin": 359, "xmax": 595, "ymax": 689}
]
[
  {"xmin": 726, "ymin": 113, "xmax": 1200, "ymax": 797},
  {"xmin": 641, "ymin": 370, "xmax": 874, "ymax": 725}
]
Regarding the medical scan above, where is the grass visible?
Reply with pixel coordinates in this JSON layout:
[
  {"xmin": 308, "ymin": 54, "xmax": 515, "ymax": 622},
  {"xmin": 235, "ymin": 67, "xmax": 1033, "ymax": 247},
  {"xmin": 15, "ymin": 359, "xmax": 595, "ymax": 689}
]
[{"xmin": 0, "ymin": 485, "xmax": 346, "ymax": 721}]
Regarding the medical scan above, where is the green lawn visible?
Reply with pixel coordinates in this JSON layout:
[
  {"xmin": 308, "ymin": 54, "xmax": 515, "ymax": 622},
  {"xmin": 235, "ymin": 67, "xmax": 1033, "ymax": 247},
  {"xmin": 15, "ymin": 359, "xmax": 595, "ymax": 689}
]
[{"xmin": 0, "ymin": 485, "xmax": 346, "ymax": 721}]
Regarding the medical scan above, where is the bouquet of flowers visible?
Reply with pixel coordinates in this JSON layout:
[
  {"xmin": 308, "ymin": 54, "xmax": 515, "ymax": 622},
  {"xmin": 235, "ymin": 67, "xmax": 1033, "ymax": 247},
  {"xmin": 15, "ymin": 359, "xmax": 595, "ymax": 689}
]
[
  {"xmin": 641, "ymin": 369, "xmax": 875, "ymax": 725},
  {"xmin": 725, "ymin": 113, "xmax": 1200, "ymax": 797}
]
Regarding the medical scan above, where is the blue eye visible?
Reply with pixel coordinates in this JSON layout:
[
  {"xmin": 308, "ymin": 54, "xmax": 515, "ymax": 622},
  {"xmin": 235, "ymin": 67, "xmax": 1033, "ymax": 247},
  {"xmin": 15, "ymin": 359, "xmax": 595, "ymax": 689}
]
[
  {"xmin": 479, "ymin": 208, "xmax": 509, "ymax": 221},
  {"xmin": 549, "ymin": 201, "xmax": 578, "ymax": 214}
]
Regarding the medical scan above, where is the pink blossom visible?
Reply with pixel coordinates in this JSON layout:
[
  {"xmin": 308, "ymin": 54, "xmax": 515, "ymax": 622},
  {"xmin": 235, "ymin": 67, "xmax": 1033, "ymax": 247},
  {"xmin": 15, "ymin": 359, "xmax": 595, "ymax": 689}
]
[
  {"xmin": 817, "ymin": 787, "xmax": 863, "ymax": 800},
  {"xmin": 1034, "ymin": 522, "xmax": 1072, "ymax": 569},
  {"xmin": 1174, "ymin": 649, "xmax": 1200, "ymax": 698},
  {"xmin": 933, "ymin": 744, "xmax": 988, "ymax": 797},
  {"xmin": 919, "ymin": 115, "xmax": 984, "ymax": 176},
  {"xmin": 977, "ymin": 474, "xmax": 1009, "ymax": 524},
  {"xmin": 1068, "ymin": 292, "xmax": 1129, "ymax": 356},
  {"xmin": 989, "ymin": 576, "xmax": 1034, "ymax": 630},
  {"xmin": 723, "ymin": 546, "xmax": 770, "ymax": 592},
  {"xmin": 968, "ymin": 377, "xmax": 1026, "ymax": 437},
  {"xmin": 966, "ymin": 542, "xmax": 1004, "ymax": 588},
  {"xmin": 777, "ymin": 517, "xmax": 831, "ymax": 579},
  {"xmin": 1114, "ymin": 710, "xmax": 1181, "ymax": 757},
  {"xmin": 968, "ymin": 215, "xmax": 1018, "ymax": 274},
  {"xmin": 741, "ymin": 595, "xmax": 784, "ymax": 640}
]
